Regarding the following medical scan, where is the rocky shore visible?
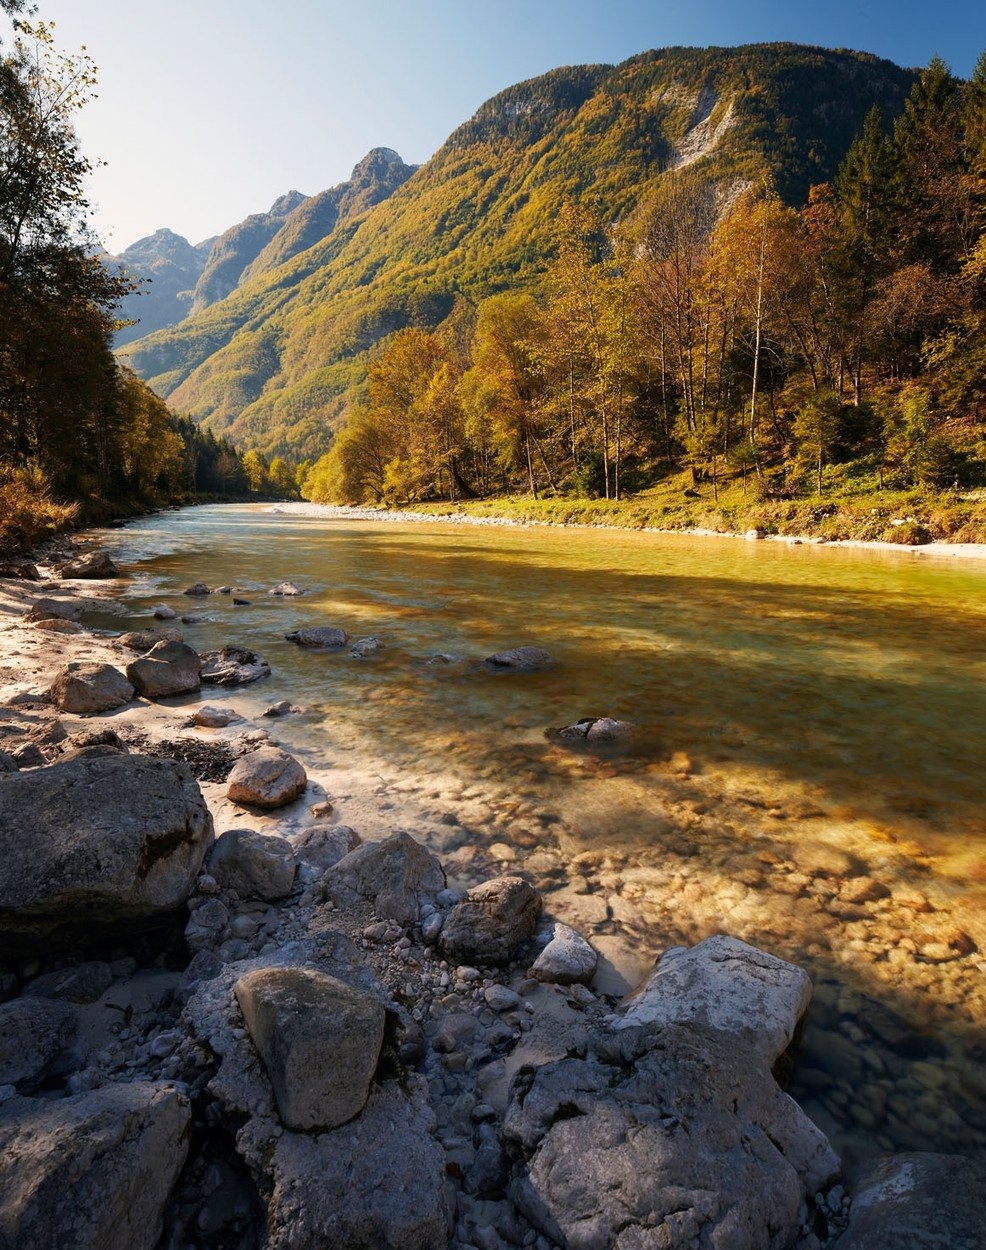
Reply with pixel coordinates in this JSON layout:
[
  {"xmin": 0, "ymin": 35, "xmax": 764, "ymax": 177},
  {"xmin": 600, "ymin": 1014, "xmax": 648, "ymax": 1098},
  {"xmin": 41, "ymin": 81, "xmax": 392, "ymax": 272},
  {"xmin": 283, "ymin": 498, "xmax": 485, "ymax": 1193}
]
[{"xmin": 0, "ymin": 534, "xmax": 984, "ymax": 1250}]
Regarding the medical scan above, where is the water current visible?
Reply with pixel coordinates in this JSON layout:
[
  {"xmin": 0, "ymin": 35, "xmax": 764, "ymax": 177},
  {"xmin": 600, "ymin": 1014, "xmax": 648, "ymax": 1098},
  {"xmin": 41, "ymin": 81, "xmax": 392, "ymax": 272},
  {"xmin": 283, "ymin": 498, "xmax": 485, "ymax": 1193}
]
[{"xmin": 95, "ymin": 503, "xmax": 986, "ymax": 1162}]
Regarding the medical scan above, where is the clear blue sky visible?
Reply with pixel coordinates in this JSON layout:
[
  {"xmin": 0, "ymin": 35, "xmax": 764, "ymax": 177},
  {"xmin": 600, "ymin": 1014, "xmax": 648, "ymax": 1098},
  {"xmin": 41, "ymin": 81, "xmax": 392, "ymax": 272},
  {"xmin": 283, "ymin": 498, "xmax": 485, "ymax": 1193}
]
[{"xmin": 8, "ymin": 0, "xmax": 986, "ymax": 250}]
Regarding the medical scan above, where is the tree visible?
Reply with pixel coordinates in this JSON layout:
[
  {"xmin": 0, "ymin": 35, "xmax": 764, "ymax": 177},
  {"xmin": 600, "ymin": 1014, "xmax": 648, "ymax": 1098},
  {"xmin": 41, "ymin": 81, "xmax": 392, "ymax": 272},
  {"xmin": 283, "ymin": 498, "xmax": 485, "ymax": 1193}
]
[
  {"xmin": 268, "ymin": 455, "xmax": 297, "ymax": 497},
  {"xmin": 793, "ymin": 390, "xmax": 841, "ymax": 494},
  {"xmin": 242, "ymin": 450, "xmax": 268, "ymax": 493}
]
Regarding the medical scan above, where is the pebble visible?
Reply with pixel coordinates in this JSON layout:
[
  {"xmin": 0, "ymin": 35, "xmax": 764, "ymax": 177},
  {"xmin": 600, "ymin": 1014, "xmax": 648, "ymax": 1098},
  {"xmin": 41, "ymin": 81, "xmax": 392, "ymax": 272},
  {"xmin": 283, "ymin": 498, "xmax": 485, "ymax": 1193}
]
[{"xmin": 484, "ymin": 985, "xmax": 521, "ymax": 1012}]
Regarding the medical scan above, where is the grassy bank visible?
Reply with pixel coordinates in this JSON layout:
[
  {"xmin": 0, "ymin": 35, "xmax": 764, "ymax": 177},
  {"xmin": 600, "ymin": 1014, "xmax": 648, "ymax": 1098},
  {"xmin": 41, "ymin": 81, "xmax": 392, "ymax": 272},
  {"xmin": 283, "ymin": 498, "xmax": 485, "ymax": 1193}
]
[{"xmin": 409, "ymin": 470, "xmax": 986, "ymax": 545}]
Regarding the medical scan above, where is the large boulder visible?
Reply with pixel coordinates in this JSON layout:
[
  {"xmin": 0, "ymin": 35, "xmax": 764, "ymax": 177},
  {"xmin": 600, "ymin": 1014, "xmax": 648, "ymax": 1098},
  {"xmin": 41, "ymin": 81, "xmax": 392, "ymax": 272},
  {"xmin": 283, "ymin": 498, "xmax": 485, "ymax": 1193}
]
[
  {"xmin": 0, "ymin": 997, "xmax": 77, "ymax": 1091},
  {"xmin": 226, "ymin": 748, "xmax": 307, "ymax": 809},
  {"xmin": 235, "ymin": 966, "xmax": 386, "ymax": 1130},
  {"xmin": 440, "ymin": 875, "xmax": 542, "ymax": 965},
  {"xmin": 504, "ymin": 1021, "xmax": 838, "ymax": 1250},
  {"xmin": 323, "ymin": 832, "xmax": 445, "ymax": 925},
  {"xmin": 0, "ymin": 753, "xmax": 213, "ymax": 954},
  {"xmin": 207, "ymin": 828, "xmax": 297, "ymax": 899},
  {"xmin": 26, "ymin": 597, "xmax": 80, "ymax": 623},
  {"xmin": 613, "ymin": 935, "xmax": 812, "ymax": 1069},
  {"xmin": 284, "ymin": 626, "xmax": 348, "ymax": 648},
  {"xmin": 57, "ymin": 550, "xmax": 118, "ymax": 579},
  {"xmin": 290, "ymin": 824, "xmax": 360, "ymax": 872},
  {"xmin": 834, "ymin": 1152, "xmax": 986, "ymax": 1249},
  {"xmin": 126, "ymin": 640, "xmax": 202, "ymax": 700},
  {"xmin": 48, "ymin": 662, "xmax": 134, "ymax": 714},
  {"xmin": 0, "ymin": 1082, "xmax": 190, "ymax": 1250},
  {"xmin": 484, "ymin": 646, "xmax": 552, "ymax": 671},
  {"xmin": 200, "ymin": 646, "xmax": 271, "ymax": 685}
]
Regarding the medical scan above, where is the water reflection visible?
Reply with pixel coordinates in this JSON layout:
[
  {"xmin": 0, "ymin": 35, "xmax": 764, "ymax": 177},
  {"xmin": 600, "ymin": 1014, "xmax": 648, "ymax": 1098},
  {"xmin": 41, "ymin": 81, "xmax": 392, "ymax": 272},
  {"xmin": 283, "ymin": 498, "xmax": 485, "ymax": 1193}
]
[{"xmin": 98, "ymin": 504, "xmax": 986, "ymax": 1160}]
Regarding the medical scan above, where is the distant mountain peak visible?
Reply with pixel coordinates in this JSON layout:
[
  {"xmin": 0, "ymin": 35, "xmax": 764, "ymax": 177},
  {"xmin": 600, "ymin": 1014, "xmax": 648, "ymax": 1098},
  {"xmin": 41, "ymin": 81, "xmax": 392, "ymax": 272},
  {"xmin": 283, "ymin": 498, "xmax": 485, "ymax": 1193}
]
[{"xmin": 269, "ymin": 190, "xmax": 308, "ymax": 217}]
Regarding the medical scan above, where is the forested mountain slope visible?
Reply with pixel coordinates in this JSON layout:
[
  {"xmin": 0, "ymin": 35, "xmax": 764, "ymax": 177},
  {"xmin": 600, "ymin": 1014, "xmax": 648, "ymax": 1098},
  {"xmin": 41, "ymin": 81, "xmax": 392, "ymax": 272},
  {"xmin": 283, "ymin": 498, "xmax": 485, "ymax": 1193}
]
[{"xmin": 120, "ymin": 44, "xmax": 916, "ymax": 461}]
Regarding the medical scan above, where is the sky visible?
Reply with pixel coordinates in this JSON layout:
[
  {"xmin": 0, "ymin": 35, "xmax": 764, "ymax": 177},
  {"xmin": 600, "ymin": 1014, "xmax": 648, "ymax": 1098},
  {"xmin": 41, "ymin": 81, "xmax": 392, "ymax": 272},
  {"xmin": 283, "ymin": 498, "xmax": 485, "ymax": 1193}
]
[{"xmin": 5, "ymin": 0, "xmax": 986, "ymax": 252}]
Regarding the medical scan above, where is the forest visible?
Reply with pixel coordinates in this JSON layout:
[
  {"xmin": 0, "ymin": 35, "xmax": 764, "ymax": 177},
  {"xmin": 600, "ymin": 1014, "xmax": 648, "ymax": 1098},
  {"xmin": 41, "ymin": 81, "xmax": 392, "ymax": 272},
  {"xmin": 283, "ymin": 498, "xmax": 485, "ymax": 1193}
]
[
  {"xmin": 0, "ymin": 4, "xmax": 257, "ymax": 552},
  {"xmin": 303, "ymin": 56, "xmax": 986, "ymax": 541}
]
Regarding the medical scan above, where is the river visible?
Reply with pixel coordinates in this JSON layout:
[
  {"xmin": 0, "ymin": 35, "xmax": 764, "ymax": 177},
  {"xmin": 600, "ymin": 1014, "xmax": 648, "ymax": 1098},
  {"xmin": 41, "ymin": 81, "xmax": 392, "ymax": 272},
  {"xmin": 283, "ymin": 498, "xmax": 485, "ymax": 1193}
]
[{"xmin": 96, "ymin": 502, "xmax": 986, "ymax": 1161}]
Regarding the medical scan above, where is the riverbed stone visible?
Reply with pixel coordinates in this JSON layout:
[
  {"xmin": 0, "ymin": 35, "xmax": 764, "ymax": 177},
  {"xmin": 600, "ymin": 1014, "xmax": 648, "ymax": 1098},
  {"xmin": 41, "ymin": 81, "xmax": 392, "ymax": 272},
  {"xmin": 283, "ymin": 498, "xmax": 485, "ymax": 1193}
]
[
  {"xmin": 351, "ymin": 635, "xmax": 382, "ymax": 657},
  {"xmin": 554, "ymin": 716, "xmax": 634, "ymax": 743},
  {"xmin": 0, "ymin": 753, "xmax": 213, "ymax": 954},
  {"xmin": 191, "ymin": 704, "xmax": 239, "ymax": 728},
  {"xmin": 26, "ymin": 597, "xmax": 80, "ymax": 622},
  {"xmin": 235, "ymin": 966, "xmax": 386, "ymax": 1130},
  {"xmin": 48, "ymin": 662, "xmax": 134, "ymax": 714},
  {"xmin": 200, "ymin": 646, "xmax": 271, "ymax": 685},
  {"xmin": 226, "ymin": 747, "xmax": 307, "ymax": 809},
  {"xmin": 33, "ymin": 617, "xmax": 85, "ymax": 634},
  {"xmin": 0, "ymin": 1081, "xmax": 190, "ymax": 1250},
  {"xmin": 151, "ymin": 604, "xmax": 176, "ymax": 620},
  {"xmin": 324, "ymin": 831, "xmax": 446, "ymax": 925},
  {"xmin": 58, "ymin": 550, "xmax": 118, "ymax": 579},
  {"xmin": 269, "ymin": 581, "xmax": 302, "ymax": 596},
  {"xmin": 505, "ymin": 1022, "xmax": 838, "ymax": 1250},
  {"xmin": 0, "ymin": 997, "xmax": 77, "ymax": 1090},
  {"xmin": 182, "ymin": 581, "xmax": 210, "ymax": 596},
  {"xmin": 440, "ymin": 876, "xmax": 543, "ymax": 966},
  {"xmin": 284, "ymin": 626, "xmax": 348, "ymax": 648},
  {"xmin": 290, "ymin": 823, "xmax": 360, "ymax": 872},
  {"xmin": 613, "ymin": 934, "xmax": 813, "ymax": 1068},
  {"xmin": 207, "ymin": 828, "xmax": 297, "ymax": 899},
  {"xmin": 484, "ymin": 646, "xmax": 553, "ymax": 671},
  {"xmin": 530, "ymin": 922, "xmax": 598, "ymax": 985},
  {"xmin": 116, "ymin": 627, "xmax": 182, "ymax": 652},
  {"xmin": 126, "ymin": 640, "xmax": 202, "ymax": 700},
  {"xmin": 834, "ymin": 1151, "xmax": 986, "ymax": 1249}
]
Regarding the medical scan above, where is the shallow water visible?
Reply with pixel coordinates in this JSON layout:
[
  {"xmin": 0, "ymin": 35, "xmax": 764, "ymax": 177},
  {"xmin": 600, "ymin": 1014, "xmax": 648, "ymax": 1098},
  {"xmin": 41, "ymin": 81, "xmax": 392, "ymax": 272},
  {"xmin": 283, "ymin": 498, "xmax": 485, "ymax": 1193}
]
[{"xmin": 98, "ymin": 503, "xmax": 986, "ymax": 1159}]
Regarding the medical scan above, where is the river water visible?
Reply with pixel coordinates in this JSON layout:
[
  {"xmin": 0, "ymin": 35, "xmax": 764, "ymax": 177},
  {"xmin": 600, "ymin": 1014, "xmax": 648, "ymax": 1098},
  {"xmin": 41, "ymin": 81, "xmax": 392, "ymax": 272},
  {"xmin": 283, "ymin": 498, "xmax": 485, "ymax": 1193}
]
[{"xmin": 97, "ymin": 503, "xmax": 986, "ymax": 1161}]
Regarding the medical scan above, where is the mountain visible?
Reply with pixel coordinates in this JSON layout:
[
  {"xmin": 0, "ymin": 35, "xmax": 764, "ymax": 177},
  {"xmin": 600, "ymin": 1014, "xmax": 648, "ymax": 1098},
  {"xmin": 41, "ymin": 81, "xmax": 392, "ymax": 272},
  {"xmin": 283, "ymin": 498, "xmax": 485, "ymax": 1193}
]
[
  {"xmin": 110, "ymin": 229, "xmax": 215, "ymax": 347},
  {"xmin": 119, "ymin": 44, "xmax": 917, "ymax": 461}
]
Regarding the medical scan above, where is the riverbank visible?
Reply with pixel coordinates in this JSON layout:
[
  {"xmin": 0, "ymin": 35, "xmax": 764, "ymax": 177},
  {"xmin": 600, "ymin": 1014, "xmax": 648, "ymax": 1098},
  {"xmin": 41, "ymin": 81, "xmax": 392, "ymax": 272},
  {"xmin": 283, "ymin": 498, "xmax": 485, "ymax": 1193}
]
[
  {"xmin": 276, "ymin": 500, "xmax": 986, "ymax": 560},
  {"xmin": 1, "ymin": 527, "xmax": 985, "ymax": 1248}
]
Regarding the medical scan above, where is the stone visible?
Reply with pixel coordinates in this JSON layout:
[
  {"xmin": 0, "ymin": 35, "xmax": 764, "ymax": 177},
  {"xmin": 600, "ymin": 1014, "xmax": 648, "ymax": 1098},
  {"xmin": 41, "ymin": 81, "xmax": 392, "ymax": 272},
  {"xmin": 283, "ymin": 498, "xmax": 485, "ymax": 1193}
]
[
  {"xmin": 0, "ymin": 561, "xmax": 40, "ymax": 581},
  {"xmin": 58, "ymin": 550, "xmax": 118, "ymax": 579},
  {"xmin": 0, "ymin": 752, "xmax": 16, "ymax": 774},
  {"xmin": 33, "ymin": 617, "xmax": 84, "ymax": 634},
  {"xmin": 284, "ymin": 626, "xmax": 348, "ymax": 648},
  {"xmin": 530, "ymin": 923, "xmax": 598, "ymax": 986},
  {"xmin": 484, "ymin": 985, "xmax": 522, "ymax": 1012},
  {"xmin": 290, "ymin": 824, "xmax": 360, "ymax": 872},
  {"xmin": 0, "ymin": 753, "xmax": 213, "ymax": 955},
  {"xmin": 484, "ymin": 646, "xmax": 553, "ymax": 672},
  {"xmin": 151, "ymin": 604, "xmax": 176, "ymax": 620},
  {"xmin": 182, "ymin": 582, "xmax": 210, "ymax": 596},
  {"xmin": 269, "ymin": 581, "xmax": 302, "ymax": 596},
  {"xmin": 440, "ymin": 876, "xmax": 543, "ymax": 966},
  {"xmin": 505, "ymin": 1021, "xmax": 838, "ymax": 1250},
  {"xmin": 207, "ymin": 828, "xmax": 297, "ymax": 899},
  {"xmin": 235, "ymin": 966, "xmax": 386, "ymax": 1130},
  {"xmin": 63, "ymin": 728, "xmax": 127, "ymax": 755},
  {"xmin": 836, "ymin": 1151, "xmax": 986, "ymax": 1249},
  {"xmin": 554, "ymin": 717, "xmax": 634, "ymax": 744},
  {"xmin": 48, "ymin": 662, "xmax": 134, "ymax": 714},
  {"xmin": 26, "ymin": 597, "xmax": 80, "ymax": 623},
  {"xmin": 191, "ymin": 704, "xmax": 239, "ymax": 728},
  {"xmin": 351, "ymin": 635, "xmax": 382, "ymax": 657},
  {"xmin": 126, "ymin": 640, "xmax": 202, "ymax": 700},
  {"xmin": 0, "ymin": 1082, "xmax": 190, "ymax": 1250},
  {"xmin": 324, "ymin": 832, "xmax": 446, "ymax": 925},
  {"xmin": 798, "ymin": 844, "xmax": 865, "ymax": 879},
  {"xmin": 0, "ymin": 998, "xmax": 77, "ymax": 1090},
  {"xmin": 23, "ymin": 961, "xmax": 113, "ymax": 1004},
  {"xmin": 200, "ymin": 646, "xmax": 271, "ymax": 685},
  {"xmin": 613, "ymin": 934, "xmax": 812, "ymax": 1068},
  {"xmin": 116, "ymin": 627, "xmax": 182, "ymax": 652},
  {"xmin": 12, "ymin": 742, "xmax": 46, "ymax": 769},
  {"xmin": 264, "ymin": 1080, "xmax": 450, "ymax": 1250},
  {"xmin": 261, "ymin": 699, "xmax": 295, "ymax": 718},
  {"xmin": 226, "ymin": 747, "xmax": 307, "ymax": 809}
]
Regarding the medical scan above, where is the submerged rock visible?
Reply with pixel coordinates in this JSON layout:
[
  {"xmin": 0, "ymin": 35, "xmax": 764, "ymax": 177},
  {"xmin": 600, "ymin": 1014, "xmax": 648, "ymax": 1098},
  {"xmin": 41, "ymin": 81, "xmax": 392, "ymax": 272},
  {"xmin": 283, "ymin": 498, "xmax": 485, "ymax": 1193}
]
[
  {"xmin": 182, "ymin": 581, "xmax": 210, "ymax": 596},
  {"xmin": 48, "ymin": 662, "xmax": 134, "ymax": 714},
  {"xmin": 284, "ymin": 626, "xmax": 348, "ymax": 649},
  {"xmin": 269, "ymin": 581, "xmax": 303, "ymax": 596},
  {"xmin": 226, "ymin": 747, "xmax": 307, "ymax": 809},
  {"xmin": 116, "ymin": 627, "xmax": 183, "ymax": 652},
  {"xmin": 200, "ymin": 646, "xmax": 271, "ymax": 685},
  {"xmin": 234, "ymin": 966, "xmax": 386, "ymax": 1130},
  {"xmin": 552, "ymin": 716, "xmax": 634, "ymax": 744},
  {"xmin": 350, "ymin": 635, "xmax": 382, "ymax": 657},
  {"xmin": 0, "ymin": 1082, "xmax": 191, "ymax": 1250},
  {"xmin": 484, "ymin": 645, "xmax": 553, "ymax": 672}
]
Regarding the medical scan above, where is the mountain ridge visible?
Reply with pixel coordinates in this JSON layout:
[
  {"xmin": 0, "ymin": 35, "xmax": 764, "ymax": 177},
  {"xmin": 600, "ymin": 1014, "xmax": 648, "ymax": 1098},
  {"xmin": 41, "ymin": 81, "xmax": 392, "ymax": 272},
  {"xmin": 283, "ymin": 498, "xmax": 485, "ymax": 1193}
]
[{"xmin": 119, "ymin": 43, "xmax": 918, "ymax": 460}]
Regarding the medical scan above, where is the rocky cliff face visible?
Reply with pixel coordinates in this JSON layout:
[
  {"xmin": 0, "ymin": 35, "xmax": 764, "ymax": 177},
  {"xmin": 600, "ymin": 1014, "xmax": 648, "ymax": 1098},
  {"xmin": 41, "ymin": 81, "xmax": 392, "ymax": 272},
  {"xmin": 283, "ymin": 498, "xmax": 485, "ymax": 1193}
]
[{"xmin": 110, "ymin": 229, "xmax": 215, "ymax": 347}]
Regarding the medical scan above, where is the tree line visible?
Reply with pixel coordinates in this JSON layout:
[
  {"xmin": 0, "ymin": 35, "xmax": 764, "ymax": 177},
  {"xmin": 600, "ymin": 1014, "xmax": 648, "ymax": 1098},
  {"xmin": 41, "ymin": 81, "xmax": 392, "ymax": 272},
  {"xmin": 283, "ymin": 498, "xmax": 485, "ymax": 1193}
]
[
  {"xmin": 303, "ymin": 56, "xmax": 986, "ymax": 508},
  {"xmin": 0, "ymin": 6, "xmax": 260, "ymax": 549}
]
